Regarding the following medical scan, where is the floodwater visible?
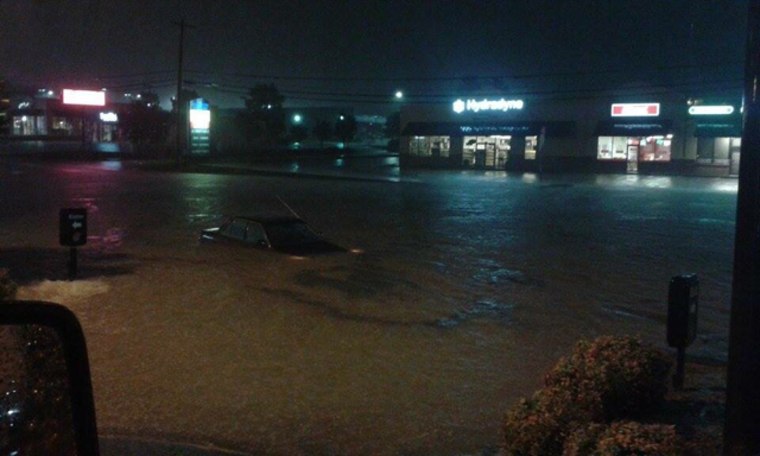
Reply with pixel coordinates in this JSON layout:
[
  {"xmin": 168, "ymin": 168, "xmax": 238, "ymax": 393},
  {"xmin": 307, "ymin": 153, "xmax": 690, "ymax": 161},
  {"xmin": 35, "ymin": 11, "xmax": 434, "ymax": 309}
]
[{"xmin": 1, "ymin": 161, "xmax": 736, "ymax": 454}]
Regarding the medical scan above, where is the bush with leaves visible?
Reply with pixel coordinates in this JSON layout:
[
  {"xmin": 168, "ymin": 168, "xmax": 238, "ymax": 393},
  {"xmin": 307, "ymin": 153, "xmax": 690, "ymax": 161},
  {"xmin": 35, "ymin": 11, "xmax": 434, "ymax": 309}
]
[
  {"xmin": 503, "ymin": 336, "xmax": 673, "ymax": 455},
  {"xmin": 544, "ymin": 336, "xmax": 672, "ymax": 420},
  {"xmin": 504, "ymin": 386, "xmax": 601, "ymax": 455},
  {"xmin": 563, "ymin": 421, "xmax": 682, "ymax": 456}
]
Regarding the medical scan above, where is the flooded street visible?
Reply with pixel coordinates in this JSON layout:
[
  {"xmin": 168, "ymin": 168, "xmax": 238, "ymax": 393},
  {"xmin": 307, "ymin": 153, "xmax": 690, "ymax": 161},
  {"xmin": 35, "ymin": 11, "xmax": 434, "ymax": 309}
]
[{"xmin": 1, "ymin": 161, "xmax": 736, "ymax": 454}]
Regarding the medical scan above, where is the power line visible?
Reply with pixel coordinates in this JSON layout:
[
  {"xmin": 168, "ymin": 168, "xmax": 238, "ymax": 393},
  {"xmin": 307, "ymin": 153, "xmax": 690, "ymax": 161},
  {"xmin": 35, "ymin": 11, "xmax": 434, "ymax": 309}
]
[{"xmin": 89, "ymin": 60, "xmax": 742, "ymax": 85}]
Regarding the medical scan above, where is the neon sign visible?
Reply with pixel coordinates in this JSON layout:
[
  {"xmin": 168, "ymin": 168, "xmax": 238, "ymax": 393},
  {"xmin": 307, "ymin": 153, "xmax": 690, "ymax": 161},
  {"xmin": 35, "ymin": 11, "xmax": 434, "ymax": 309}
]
[
  {"xmin": 611, "ymin": 103, "xmax": 660, "ymax": 117},
  {"xmin": 688, "ymin": 105, "xmax": 734, "ymax": 115},
  {"xmin": 99, "ymin": 112, "xmax": 118, "ymax": 122},
  {"xmin": 453, "ymin": 98, "xmax": 524, "ymax": 114},
  {"xmin": 62, "ymin": 89, "xmax": 106, "ymax": 106}
]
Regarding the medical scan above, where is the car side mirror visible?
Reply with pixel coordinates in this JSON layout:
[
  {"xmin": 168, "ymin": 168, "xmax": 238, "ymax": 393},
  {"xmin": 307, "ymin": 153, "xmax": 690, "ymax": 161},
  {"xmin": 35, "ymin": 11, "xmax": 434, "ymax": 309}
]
[{"xmin": 0, "ymin": 301, "xmax": 99, "ymax": 455}]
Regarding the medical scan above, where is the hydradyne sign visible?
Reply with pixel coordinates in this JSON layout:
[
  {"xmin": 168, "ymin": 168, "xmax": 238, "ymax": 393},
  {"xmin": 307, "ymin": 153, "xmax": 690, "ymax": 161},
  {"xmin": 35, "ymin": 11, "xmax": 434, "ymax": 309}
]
[{"xmin": 453, "ymin": 98, "xmax": 524, "ymax": 114}]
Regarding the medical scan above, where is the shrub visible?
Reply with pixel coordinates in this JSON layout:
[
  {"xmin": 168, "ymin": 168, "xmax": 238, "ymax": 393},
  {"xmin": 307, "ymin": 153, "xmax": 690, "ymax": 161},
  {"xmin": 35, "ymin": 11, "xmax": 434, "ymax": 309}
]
[
  {"xmin": 504, "ymin": 336, "xmax": 673, "ymax": 455},
  {"xmin": 0, "ymin": 268, "xmax": 17, "ymax": 300},
  {"xmin": 544, "ymin": 336, "xmax": 672, "ymax": 420},
  {"xmin": 503, "ymin": 387, "xmax": 601, "ymax": 455},
  {"xmin": 562, "ymin": 423, "xmax": 605, "ymax": 456},
  {"xmin": 564, "ymin": 421, "xmax": 682, "ymax": 455}
]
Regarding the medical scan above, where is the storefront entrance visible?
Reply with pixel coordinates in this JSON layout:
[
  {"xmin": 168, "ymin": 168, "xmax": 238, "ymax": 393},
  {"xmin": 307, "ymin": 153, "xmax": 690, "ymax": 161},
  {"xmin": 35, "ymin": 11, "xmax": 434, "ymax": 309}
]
[
  {"xmin": 463, "ymin": 136, "xmax": 509, "ymax": 169},
  {"xmin": 627, "ymin": 144, "xmax": 639, "ymax": 173}
]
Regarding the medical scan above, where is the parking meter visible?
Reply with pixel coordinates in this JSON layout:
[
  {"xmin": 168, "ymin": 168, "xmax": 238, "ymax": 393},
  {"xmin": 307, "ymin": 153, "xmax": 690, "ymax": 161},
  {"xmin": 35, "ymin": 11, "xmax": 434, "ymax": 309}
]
[
  {"xmin": 59, "ymin": 208, "xmax": 87, "ymax": 247},
  {"xmin": 667, "ymin": 274, "xmax": 699, "ymax": 348},
  {"xmin": 667, "ymin": 273, "xmax": 698, "ymax": 389},
  {"xmin": 59, "ymin": 208, "xmax": 87, "ymax": 280}
]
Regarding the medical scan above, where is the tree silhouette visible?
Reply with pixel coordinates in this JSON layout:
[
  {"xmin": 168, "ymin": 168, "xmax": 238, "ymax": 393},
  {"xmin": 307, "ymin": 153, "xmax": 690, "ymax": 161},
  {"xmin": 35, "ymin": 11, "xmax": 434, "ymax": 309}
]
[
  {"xmin": 334, "ymin": 114, "xmax": 357, "ymax": 146},
  {"xmin": 241, "ymin": 84, "xmax": 286, "ymax": 146},
  {"xmin": 312, "ymin": 120, "xmax": 333, "ymax": 148}
]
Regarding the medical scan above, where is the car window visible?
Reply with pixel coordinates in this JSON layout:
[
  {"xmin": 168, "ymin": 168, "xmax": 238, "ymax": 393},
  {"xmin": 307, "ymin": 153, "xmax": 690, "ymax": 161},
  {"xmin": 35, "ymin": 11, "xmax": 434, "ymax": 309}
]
[
  {"xmin": 264, "ymin": 221, "xmax": 320, "ymax": 247},
  {"xmin": 245, "ymin": 222, "xmax": 268, "ymax": 245},
  {"xmin": 221, "ymin": 219, "xmax": 247, "ymax": 241}
]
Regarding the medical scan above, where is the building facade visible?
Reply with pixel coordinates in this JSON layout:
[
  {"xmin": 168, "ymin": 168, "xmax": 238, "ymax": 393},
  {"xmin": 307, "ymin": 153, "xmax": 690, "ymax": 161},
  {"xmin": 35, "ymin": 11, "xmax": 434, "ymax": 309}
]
[{"xmin": 400, "ymin": 92, "xmax": 742, "ymax": 176}]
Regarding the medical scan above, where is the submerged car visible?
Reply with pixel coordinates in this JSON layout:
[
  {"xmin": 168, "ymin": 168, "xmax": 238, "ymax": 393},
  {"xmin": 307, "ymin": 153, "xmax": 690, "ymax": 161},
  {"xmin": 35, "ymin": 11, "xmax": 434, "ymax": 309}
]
[{"xmin": 200, "ymin": 215, "xmax": 346, "ymax": 255}]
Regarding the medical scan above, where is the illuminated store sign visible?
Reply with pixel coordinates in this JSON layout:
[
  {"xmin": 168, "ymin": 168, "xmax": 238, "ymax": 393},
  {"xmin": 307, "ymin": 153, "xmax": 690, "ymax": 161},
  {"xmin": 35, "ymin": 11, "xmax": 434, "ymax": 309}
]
[
  {"xmin": 62, "ymin": 89, "xmax": 106, "ymax": 107},
  {"xmin": 189, "ymin": 99, "xmax": 211, "ymax": 129},
  {"xmin": 453, "ymin": 98, "xmax": 524, "ymax": 114},
  {"xmin": 189, "ymin": 98, "xmax": 210, "ymax": 155},
  {"xmin": 611, "ymin": 103, "xmax": 660, "ymax": 117},
  {"xmin": 688, "ymin": 105, "xmax": 735, "ymax": 115},
  {"xmin": 99, "ymin": 112, "xmax": 118, "ymax": 123}
]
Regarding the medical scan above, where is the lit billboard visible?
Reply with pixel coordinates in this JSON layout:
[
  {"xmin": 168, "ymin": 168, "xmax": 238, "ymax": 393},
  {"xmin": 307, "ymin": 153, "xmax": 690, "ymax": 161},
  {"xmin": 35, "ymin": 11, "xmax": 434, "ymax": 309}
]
[{"xmin": 63, "ymin": 89, "xmax": 106, "ymax": 107}]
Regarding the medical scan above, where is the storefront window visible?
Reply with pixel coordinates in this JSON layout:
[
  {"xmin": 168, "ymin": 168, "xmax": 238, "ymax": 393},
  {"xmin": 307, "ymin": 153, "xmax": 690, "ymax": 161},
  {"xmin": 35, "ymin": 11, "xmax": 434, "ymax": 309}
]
[
  {"xmin": 463, "ymin": 136, "xmax": 510, "ymax": 168},
  {"xmin": 12, "ymin": 116, "xmax": 46, "ymax": 136},
  {"xmin": 408, "ymin": 136, "xmax": 450, "ymax": 158},
  {"xmin": 598, "ymin": 136, "xmax": 670, "ymax": 161},
  {"xmin": 597, "ymin": 136, "xmax": 627, "ymax": 160},
  {"xmin": 697, "ymin": 137, "xmax": 739, "ymax": 166},
  {"xmin": 525, "ymin": 135, "xmax": 538, "ymax": 160},
  {"xmin": 51, "ymin": 117, "xmax": 75, "ymax": 136}
]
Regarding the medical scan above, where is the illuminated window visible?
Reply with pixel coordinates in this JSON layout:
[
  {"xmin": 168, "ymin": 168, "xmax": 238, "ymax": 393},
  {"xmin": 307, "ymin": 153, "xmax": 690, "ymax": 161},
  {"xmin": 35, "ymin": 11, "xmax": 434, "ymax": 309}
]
[
  {"xmin": 463, "ymin": 136, "xmax": 510, "ymax": 168},
  {"xmin": 597, "ymin": 136, "xmax": 637, "ymax": 160},
  {"xmin": 598, "ymin": 136, "xmax": 671, "ymax": 161},
  {"xmin": 525, "ymin": 135, "xmax": 538, "ymax": 160},
  {"xmin": 408, "ymin": 136, "xmax": 450, "ymax": 157}
]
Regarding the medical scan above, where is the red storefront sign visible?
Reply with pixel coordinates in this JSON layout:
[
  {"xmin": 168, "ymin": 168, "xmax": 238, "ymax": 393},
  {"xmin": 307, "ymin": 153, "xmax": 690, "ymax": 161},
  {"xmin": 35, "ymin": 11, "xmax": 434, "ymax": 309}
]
[{"xmin": 611, "ymin": 103, "xmax": 660, "ymax": 117}]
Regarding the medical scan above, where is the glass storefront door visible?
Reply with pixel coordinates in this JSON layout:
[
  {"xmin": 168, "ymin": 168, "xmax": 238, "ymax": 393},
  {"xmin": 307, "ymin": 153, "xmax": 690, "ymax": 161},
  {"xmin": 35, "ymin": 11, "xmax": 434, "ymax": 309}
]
[
  {"xmin": 463, "ymin": 136, "xmax": 511, "ymax": 169},
  {"xmin": 626, "ymin": 144, "xmax": 639, "ymax": 173}
]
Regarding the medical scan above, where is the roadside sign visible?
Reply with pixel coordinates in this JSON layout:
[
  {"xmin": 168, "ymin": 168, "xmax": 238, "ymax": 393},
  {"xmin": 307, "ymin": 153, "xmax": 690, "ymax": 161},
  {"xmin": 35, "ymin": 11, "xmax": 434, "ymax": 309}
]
[{"xmin": 59, "ymin": 208, "xmax": 87, "ymax": 247}]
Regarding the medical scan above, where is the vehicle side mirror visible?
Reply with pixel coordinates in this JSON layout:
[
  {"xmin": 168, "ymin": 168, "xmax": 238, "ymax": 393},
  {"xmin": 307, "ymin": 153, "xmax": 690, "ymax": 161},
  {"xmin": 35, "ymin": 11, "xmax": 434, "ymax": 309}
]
[{"xmin": 0, "ymin": 301, "xmax": 99, "ymax": 455}]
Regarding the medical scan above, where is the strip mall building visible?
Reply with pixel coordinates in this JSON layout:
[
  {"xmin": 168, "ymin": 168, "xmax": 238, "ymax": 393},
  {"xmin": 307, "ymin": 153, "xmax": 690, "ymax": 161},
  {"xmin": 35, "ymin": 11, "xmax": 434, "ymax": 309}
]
[{"xmin": 400, "ymin": 93, "xmax": 743, "ymax": 176}]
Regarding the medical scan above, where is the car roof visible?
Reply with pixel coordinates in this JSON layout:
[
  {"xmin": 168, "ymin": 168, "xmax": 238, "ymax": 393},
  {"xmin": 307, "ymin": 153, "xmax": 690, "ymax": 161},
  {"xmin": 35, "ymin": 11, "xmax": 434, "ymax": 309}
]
[{"xmin": 229, "ymin": 214, "xmax": 305, "ymax": 224}]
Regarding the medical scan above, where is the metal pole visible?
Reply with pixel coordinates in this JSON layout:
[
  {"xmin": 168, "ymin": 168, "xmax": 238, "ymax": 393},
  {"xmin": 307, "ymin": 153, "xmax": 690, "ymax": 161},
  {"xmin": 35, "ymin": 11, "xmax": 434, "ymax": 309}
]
[
  {"xmin": 724, "ymin": 1, "xmax": 760, "ymax": 453},
  {"xmin": 673, "ymin": 347, "xmax": 685, "ymax": 390},
  {"xmin": 175, "ymin": 18, "xmax": 185, "ymax": 167},
  {"xmin": 68, "ymin": 247, "xmax": 77, "ymax": 281}
]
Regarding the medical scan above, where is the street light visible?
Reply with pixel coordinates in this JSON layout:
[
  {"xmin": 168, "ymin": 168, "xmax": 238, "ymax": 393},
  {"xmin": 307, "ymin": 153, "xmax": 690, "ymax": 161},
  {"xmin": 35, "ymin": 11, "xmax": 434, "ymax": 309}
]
[
  {"xmin": 395, "ymin": 90, "xmax": 404, "ymax": 100},
  {"xmin": 293, "ymin": 114, "xmax": 303, "ymax": 124}
]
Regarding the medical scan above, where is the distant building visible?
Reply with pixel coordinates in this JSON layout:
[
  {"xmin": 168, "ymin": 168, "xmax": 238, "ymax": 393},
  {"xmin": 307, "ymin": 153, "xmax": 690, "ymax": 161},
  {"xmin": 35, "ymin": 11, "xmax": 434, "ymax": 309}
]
[{"xmin": 3, "ymin": 88, "xmax": 127, "ymax": 153}]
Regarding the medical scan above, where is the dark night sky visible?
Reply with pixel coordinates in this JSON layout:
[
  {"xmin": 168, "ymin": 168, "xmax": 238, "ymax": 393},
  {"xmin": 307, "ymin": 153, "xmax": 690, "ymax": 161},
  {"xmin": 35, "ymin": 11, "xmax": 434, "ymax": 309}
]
[{"xmin": 0, "ymin": 0, "xmax": 749, "ymax": 113}]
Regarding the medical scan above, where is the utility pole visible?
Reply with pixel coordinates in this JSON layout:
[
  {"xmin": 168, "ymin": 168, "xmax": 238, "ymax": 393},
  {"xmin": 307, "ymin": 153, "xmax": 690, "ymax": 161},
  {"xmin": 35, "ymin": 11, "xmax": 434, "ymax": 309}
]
[
  {"xmin": 173, "ymin": 18, "xmax": 191, "ymax": 167},
  {"xmin": 724, "ymin": 1, "xmax": 760, "ymax": 454}
]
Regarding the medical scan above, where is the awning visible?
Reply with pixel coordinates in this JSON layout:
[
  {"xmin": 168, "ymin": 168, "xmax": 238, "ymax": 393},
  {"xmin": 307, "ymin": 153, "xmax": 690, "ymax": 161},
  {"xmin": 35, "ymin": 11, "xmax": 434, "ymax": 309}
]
[
  {"xmin": 8, "ymin": 108, "xmax": 45, "ymax": 117},
  {"xmin": 693, "ymin": 117, "xmax": 742, "ymax": 137},
  {"xmin": 402, "ymin": 121, "xmax": 575, "ymax": 137},
  {"xmin": 595, "ymin": 119, "xmax": 673, "ymax": 136}
]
